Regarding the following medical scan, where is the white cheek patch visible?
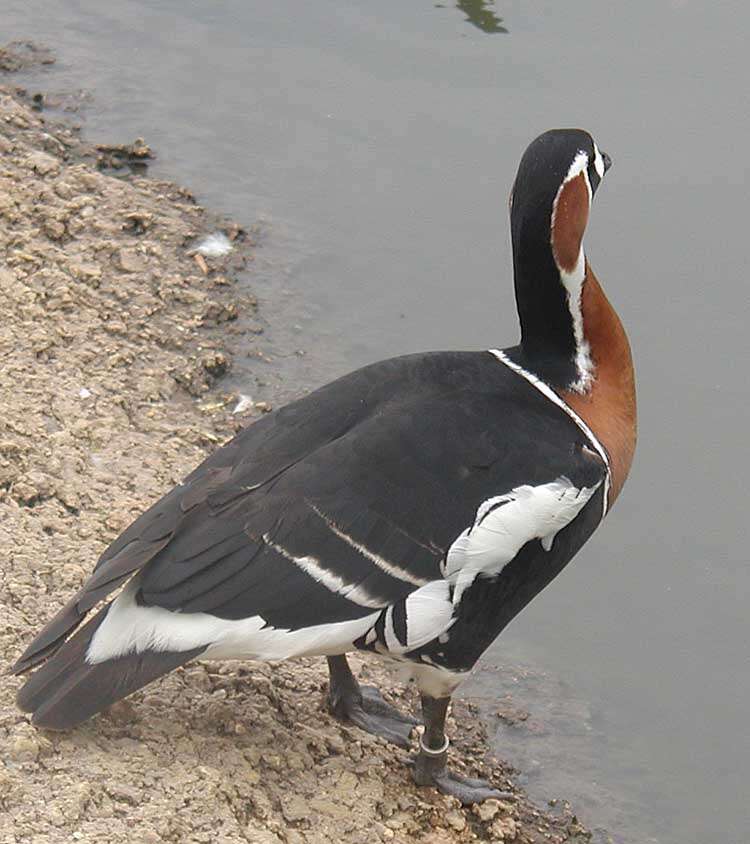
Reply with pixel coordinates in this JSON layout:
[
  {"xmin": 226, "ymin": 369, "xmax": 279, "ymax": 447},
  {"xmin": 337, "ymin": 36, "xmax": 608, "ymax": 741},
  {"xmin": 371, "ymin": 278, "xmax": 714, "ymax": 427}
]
[
  {"xmin": 564, "ymin": 150, "xmax": 589, "ymax": 185},
  {"xmin": 593, "ymin": 143, "xmax": 605, "ymax": 180},
  {"xmin": 558, "ymin": 148, "xmax": 594, "ymax": 203}
]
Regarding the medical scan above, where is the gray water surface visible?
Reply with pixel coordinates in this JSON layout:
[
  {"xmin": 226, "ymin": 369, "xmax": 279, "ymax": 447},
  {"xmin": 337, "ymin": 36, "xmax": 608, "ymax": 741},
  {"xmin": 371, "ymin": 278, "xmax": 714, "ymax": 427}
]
[{"xmin": 5, "ymin": 3, "xmax": 749, "ymax": 842}]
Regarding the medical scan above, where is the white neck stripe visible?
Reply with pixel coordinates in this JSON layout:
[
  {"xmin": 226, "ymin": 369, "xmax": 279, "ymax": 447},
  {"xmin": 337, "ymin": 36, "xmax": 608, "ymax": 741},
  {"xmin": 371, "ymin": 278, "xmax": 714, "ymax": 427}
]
[
  {"xmin": 550, "ymin": 151, "xmax": 595, "ymax": 393},
  {"xmin": 488, "ymin": 349, "xmax": 611, "ymax": 519}
]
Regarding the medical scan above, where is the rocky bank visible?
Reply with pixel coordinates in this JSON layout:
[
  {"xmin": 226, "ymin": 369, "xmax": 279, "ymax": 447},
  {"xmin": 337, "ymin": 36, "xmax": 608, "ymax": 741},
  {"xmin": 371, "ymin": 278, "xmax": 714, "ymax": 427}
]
[{"xmin": 0, "ymin": 44, "xmax": 593, "ymax": 844}]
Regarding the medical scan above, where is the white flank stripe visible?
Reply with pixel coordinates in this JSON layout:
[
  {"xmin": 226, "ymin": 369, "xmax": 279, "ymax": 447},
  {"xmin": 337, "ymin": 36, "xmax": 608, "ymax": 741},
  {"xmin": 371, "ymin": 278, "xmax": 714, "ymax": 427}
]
[
  {"xmin": 86, "ymin": 580, "xmax": 380, "ymax": 663},
  {"xmin": 308, "ymin": 503, "xmax": 430, "ymax": 587},
  {"xmin": 401, "ymin": 580, "xmax": 454, "ymax": 651},
  {"xmin": 445, "ymin": 478, "xmax": 599, "ymax": 605},
  {"xmin": 383, "ymin": 608, "xmax": 402, "ymax": 652},
  {"xmin": 201, "ymin": 612, "xmax": 379, "ymax": 661},
  {"xmin": 371, "ymin": 579, "xmax": 455, "ymax": 656},
  {"xmin": 262, "ymin": 534, "xmax": 385, "ymax": 608},
  {"xmin": 487, "ymin": 349, "xmax": 611, "ymax": 517}
]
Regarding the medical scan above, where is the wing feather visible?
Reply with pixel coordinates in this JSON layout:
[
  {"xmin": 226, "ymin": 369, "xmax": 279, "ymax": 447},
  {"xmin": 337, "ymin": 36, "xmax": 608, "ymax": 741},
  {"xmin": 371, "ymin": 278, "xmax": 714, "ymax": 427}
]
[{"xmin": 13, "ymin": 351, "xmax": 608, "ymax": 676}]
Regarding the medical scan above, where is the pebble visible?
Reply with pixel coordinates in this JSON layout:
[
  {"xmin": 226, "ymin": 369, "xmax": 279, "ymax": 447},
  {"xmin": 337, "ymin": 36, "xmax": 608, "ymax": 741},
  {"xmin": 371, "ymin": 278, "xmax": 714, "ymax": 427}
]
[
  {"xmin": 444, "ymin": 810, "xmax": 466, "ymax": 832},
  {"xmin": 308, "ymin": 797, "xmax": 352, "ymax": 820},
  {"xmin": 115, "ymin": 247, "xmax": 147, "ymax": 273},
  {"xmin": 25, "ymin": 150, "xmax": 59, "ymax": 175},
  {"xmin": 280, "ymin": 793, "xmax": 309, "ymax": 823},
  {"xmin": 105, "ymin": 783, "xmax": 142, "ymax": 806},
  {"xmin": 474, "ymin": 797, "xmax": 502, "ymax": 821},
  {"xmin": 490, "ymin": 816, "xmax": 519, "ymax": 841},
  {"xmin": 9, "ymin": 734, "xmax": 39, "ymax": 763}
]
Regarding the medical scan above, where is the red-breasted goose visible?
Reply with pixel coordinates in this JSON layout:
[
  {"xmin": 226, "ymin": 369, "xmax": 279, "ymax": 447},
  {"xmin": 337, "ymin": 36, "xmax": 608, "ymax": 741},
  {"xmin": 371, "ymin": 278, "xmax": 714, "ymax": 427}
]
[{"xmin": 12, "ymin": 129, "xmax": 636, "ymax": 804}]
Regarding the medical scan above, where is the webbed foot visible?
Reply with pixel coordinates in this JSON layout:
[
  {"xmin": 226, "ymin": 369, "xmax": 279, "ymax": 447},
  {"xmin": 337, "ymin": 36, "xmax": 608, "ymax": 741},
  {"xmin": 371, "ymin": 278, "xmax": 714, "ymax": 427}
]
[
  {"xmin": 413, "ymin": 694, "xmax": 514, "ymax": 804},
  {"xmin": 327, "ymin": 656, "xmax": 418, "ymax": 748},
  {"xmin": 413, "ymin": 742, "xmax": 513, "ymax": 803}
]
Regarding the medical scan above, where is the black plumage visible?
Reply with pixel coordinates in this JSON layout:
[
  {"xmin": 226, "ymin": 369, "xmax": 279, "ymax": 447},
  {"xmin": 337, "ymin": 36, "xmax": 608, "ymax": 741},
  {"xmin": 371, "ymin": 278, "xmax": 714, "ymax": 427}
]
[
  {"xmin": 11, "ymin": 129, "xmax": 634, "ymax": 805},
  {"xmin": 14, "ymin": 350, "xmax": 605, "ymax": 688}
]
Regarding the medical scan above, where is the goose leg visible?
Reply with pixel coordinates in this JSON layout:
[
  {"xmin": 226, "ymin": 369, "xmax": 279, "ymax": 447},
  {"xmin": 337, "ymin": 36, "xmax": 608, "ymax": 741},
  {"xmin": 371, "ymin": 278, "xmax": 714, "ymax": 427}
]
[
  {"xmin": 327, "ymin": 655, "xmax": 419, "ymax": 747},
  {"xmin": 413, "ymin": 694, "xmax": 514, "ymax": 804}
]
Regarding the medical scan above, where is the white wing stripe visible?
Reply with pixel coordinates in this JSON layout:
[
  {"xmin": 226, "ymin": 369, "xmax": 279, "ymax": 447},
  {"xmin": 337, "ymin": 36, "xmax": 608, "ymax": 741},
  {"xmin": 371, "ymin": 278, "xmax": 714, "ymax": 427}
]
[
  {"xmin": 262, "ymin": 534, "xmax": 385, "ymax": 608},
  {"xmin": 308, "ymin": 503, "xmax": 430, "ymax": 587}
]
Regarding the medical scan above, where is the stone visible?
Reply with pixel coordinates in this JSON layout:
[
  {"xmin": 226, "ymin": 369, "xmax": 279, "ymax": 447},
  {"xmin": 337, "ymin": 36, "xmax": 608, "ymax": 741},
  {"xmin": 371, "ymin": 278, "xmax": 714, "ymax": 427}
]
[
  {"xmin": 68, "ymin": 262, "xmax": 102, "ymax": 285},
  {"xmin": 25, "ymin": 150, "xmax": 59, "ymax": 176},
  {"xmin": 308, "ymin": 797, "xmax": 352, "ymax": 820},
  {"xmin": 105, "ymin": 782, "xmax": 142, "ymax": 805},
  {"xmin": 44, "ymin": 219, "xmax": 66, "ymax": 240},
  {"xmin": 280, "ymin": 793, "xmax": 309, "ymax": 823},
  {"xmin": 202, "ymin": 299, "xmax": 238, "ymax": 323},
  {"xmin": 474, "ymin": 798, "xmax": 502, "ymax": 821},
  {"xmin": 114, "ymin": 247, "xmax": 146, "ymax": 273},
  {"xmin": 9, "ymin": 734, "xmax": 40, "ymax": 762},
  {"xmin": 325, "ymin": 733, "xmax": 346, "ymax": 755},
  {"xmin": 444, "ymin": 810, "xmax": 466, "ymax": 832},
  {"xmin": 201, "ymin": 351, "xmax": 230, "ymax": 377},
  {"xmin": 490, "ymin": 816, "xmax": 518, "ymax": 841}
]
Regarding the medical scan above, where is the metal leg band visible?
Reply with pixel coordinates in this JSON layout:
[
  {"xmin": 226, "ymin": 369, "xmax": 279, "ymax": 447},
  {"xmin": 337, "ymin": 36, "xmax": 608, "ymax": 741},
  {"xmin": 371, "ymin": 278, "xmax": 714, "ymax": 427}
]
[{"xmin": 419, "ymin": 733, "xmax": 450, "ymax": 756}]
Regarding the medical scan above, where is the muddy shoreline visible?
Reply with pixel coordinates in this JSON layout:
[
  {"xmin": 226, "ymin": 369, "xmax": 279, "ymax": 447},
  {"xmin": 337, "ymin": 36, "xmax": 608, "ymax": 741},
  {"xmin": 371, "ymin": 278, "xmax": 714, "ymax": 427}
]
[{"xmin": 0, "ymin": 46, "xmax": 594, "ymax": 844}]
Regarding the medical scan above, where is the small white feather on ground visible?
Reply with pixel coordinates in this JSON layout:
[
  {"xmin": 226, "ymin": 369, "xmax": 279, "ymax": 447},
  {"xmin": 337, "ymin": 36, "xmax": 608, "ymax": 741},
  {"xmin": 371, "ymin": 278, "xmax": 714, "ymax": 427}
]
[{"xmin": 196, "ymin": 231, "xmax": 233, "ymax": 257}]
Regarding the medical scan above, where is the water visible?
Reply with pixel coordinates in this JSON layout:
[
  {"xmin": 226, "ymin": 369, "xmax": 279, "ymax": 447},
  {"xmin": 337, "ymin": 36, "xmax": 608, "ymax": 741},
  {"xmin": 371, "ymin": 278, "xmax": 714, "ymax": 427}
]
[{"xmin": 5, "ymin": 2, "xmax": 749, "ymax": 841}]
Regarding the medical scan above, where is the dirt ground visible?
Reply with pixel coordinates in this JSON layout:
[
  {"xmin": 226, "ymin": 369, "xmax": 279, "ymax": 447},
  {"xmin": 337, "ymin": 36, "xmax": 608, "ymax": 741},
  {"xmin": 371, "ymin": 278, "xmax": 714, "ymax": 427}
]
[{"xmin": 0, "ymin": 44, "xmax": 595, "ymax": 844}]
